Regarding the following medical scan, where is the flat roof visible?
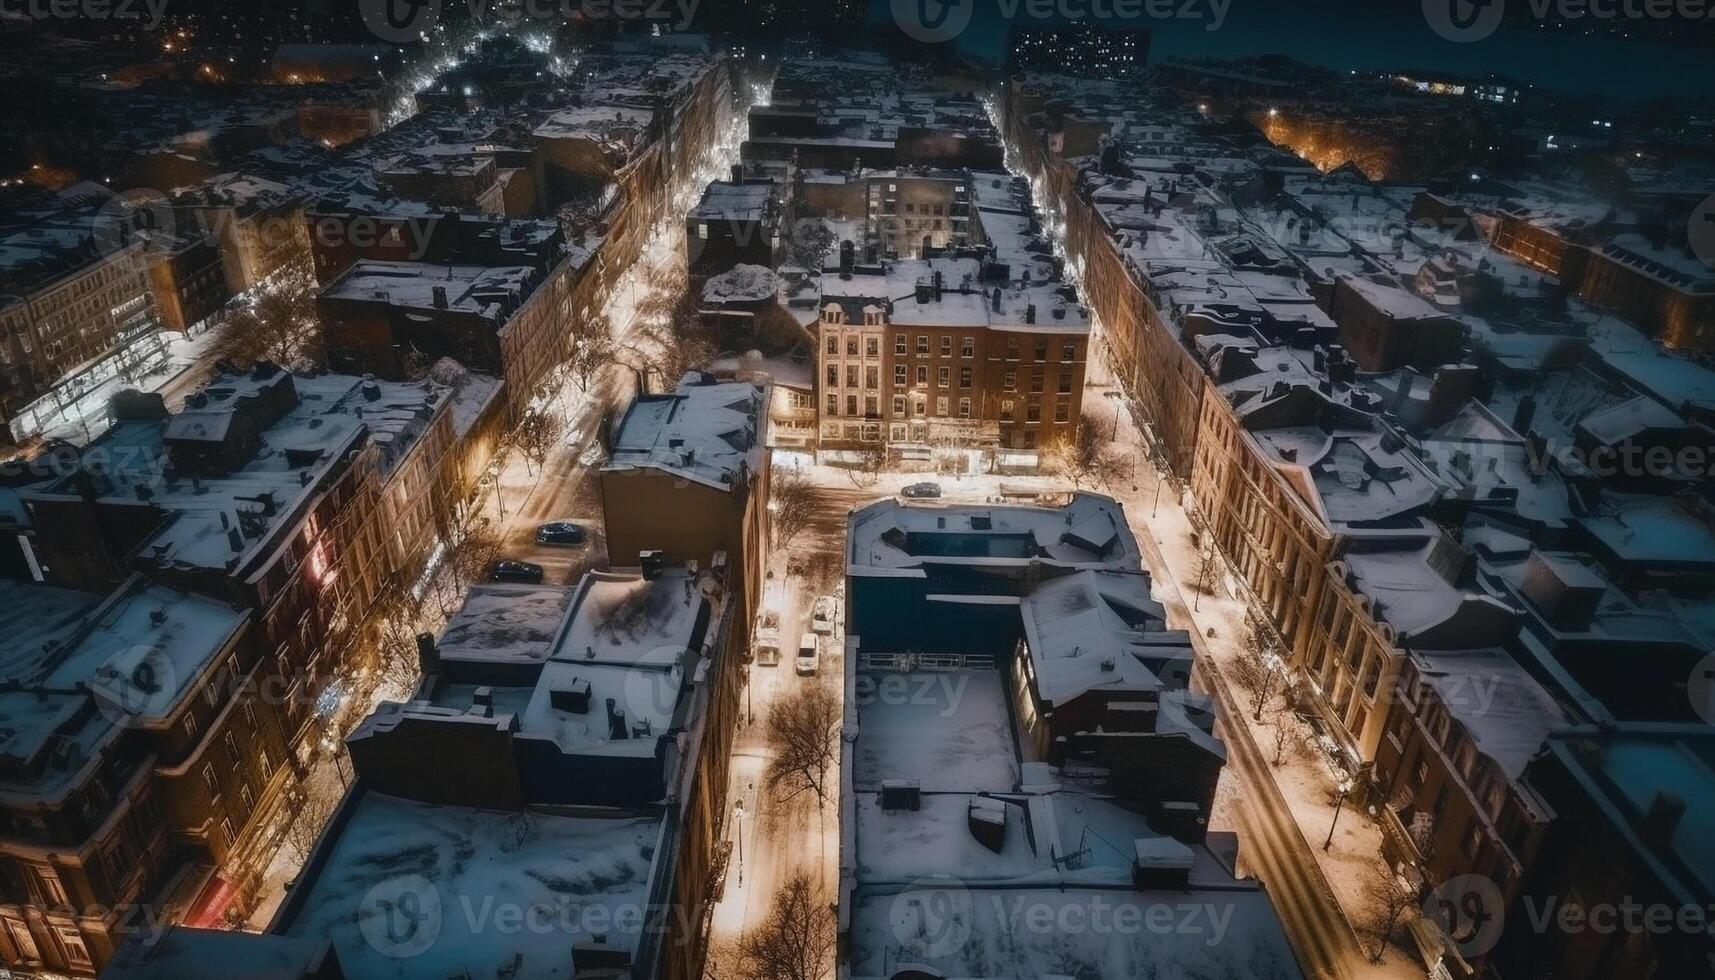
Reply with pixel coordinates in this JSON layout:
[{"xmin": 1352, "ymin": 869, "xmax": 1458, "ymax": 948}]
[{"xmin": 278, "ymin": 791, "xmax": 666, "ymax": 979}]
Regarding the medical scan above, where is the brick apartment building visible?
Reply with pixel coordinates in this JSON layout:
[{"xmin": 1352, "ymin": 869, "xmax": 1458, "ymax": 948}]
[
  {"xmin": 815, "ymin": 254, "xmax": 1089, "ymax": 461},
  {"xmin": 599, "ymin": 375, "xmax": 771, "ymax": 655},
  {"xmin": 0, "ymin": 576, "xmax": 293, "ymax": 976},
  {"xmin": 0, "ymin": 186, "xmax": 168, "ymax": 446}
]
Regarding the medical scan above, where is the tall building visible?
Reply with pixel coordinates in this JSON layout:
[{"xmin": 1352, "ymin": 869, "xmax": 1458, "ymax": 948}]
[{"xmin": 1008, "ymin": 24, "xmax": 1150, "ymax": 80}]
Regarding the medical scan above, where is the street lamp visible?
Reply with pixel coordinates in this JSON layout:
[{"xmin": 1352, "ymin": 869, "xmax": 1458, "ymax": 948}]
[
  {"xmin": 486, "ymin": 461, "xmax": 507, "ymax": 519},
  {"xmin": 1252, "ymin": 649, "xmax": 1283, "ymax": 721},
  {"xmin": 1324, "ymin": 778, "xmax": 1355, "ymax": 850},
  {"xmin": 732, "ymin": 800, "xmax": 745, "ymax": 885}
]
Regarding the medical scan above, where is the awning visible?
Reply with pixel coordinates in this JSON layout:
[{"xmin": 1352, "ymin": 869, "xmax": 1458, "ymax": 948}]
[{"xmin": 183, "ymin": 873, "xmax": 237, "ymax": 929}]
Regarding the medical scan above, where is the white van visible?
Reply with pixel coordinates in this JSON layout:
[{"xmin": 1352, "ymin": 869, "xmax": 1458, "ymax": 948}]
[{"xmin": 795, "ymin": 633, "xmax": 819, "ymax": 675}]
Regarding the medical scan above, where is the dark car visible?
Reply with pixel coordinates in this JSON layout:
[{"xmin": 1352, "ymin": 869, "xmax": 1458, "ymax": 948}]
[
  {"xmin": 901, "ymin": 482, "xmax": 942, "ymax": 499},
  {"xmin": 490, "ymin": 559, "xmax": 546, "ymax": 584},
  {"xmin": 535, "ymin": 521, "xmax": 587, "ymax": 546}
]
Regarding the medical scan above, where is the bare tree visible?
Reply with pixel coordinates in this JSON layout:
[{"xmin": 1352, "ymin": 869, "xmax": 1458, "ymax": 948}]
[
  {"xmin": 212, "ymin": 254, "xmax": 325, "ymax": 369},
  {"xmin": 771, "ymin": 465, "xmax": 818, "ymax": 550},
  {"xmin": 633, "ymin": 269, "xmax": 720, "ymax": 387},
  {"xmin": 765, "ymin": 685, "xmax": 842, "ymax": 808},
  {"xmin": 1040, "ymin": 410, "xmax": 1124, "ymax": 490},
  {"xmin": 282, "ymin": 772, "xmax": 344, "ymax": 864},
  {"xmin": 370, "ymin": 585, "xmax": 428, "ymax": 696},
  {"xmin": 429, "ymin": 521, "xmax": 498, "ymax": 616},
  {"xmin": 515, "ymin": 408, "xmax": 566, "ymax": 476},
  {"xmin": 783, "ymin": 218, "xmax": 835, "ymax": 272},
  {"xmin": 1364, "ymin": 859, "xmax": 1416, "ymax": 963},
  {"xmin": 1190, "ymin": 535, "xmax": 1223, "ymax": 601},
  {"xmin": 569, "ymin": 314, "xmax": 617, "ymax": 394},
  {"xmin": 732, "ymin": 872, "xmax": 835, "ymax": 980},
  {"xmin": 844, "ymin": 444, "xmax": 886, "ymax": 489}
]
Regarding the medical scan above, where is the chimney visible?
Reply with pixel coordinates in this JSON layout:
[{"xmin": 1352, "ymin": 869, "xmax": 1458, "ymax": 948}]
[
  {"xmin": 932, "ymin": 269, "xmax": 943, "ymax": 300},
  {"xmin": 432, "ymin": 284, "xmax": 449, "ymax": 309},
  {"xmin": 606, "ymin": 698, "xmax": 628, "ymax": 740},
  {"xmin": 915, "ymin": 281, "xmax": 933, "ymax": 304},
  {"xmin": 1025, "ymin": 303, "xmax": 1036, "ymax": 324},
  {"xmin": 416, "ymin": 633, "xmax": 441, "ymax": 675},
  {"xmin": 838, "ymin": 240, "xmax": 854, "ymax": 274},
  {"xmin": 550, "ymin": 676, "xmax": 592, "ymax": 713},
  {"xmin": 1427, "ymin": 364, "xmax": 1480, "ymax": 427},
  {"xmin": 1512, "ymin": 392, "xmax": 1537, "ymax": 434},
  {"xmin": 991, "ymin": 287, "xmax": 1003, "ymax": 312},
  {"xmin": 639, "ymin": 550, "xmax": 664, "ymax": 580},
  {"xmin": 1641, "ymin": 791, "xmax": 1686, "ymax": 849}
]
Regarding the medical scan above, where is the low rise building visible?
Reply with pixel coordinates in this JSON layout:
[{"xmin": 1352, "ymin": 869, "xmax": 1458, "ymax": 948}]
[
  {"xmin": 0, "ymin": 185, "xmax": 167, "ymax": 446},
  {"xmin": 116, "ymin": 558, "xmax": 745, "ymax": 980},
  {"xmin": 21, "ymin": 366, "xmax": 463, "ymax": 783},
  {"xmin": 599, "ymin": 374, "xmax": 770, "ymax": 654},
  {"xmin": 840, "ymin": 494, "xmax": 1301, "ymax": 980},
  {"xmin": 0, "ymin": 576, "xmax": 292, "ymax": 977}
]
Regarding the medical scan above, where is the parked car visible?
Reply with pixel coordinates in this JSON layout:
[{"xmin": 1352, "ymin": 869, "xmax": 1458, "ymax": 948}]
[
  {"xmin": 795, "ymin": 633, "xmax": 819, "ymax": 675},
  {"xmin": 490, "ymin": 559, "xmax": 545, "ymax": 584},
  {"xmin": 754, "ymin": 610, "xmax": 781, "ymax": 666},
  {"xmin": 811, "ymin": 595, "xmax": 837, "ymax": 634},
  {"xmin": 535, "ymin": 521, "xmax": 587, "ymax": 546},
  {"xmin": 901, "ymin": 481, "xmax": 942, "ymax": 499}
]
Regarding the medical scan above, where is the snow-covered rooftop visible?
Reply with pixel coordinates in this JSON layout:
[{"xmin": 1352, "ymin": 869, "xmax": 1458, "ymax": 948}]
[
  {"xmin": 603, "ymin": 377, "xmax": 767, "ymax": 492},
  {"xmin": 848, "ymin": 493, "xmax": 1140, "ymax": 575},
  {"xmin": 27, "ymin": 370, "xmax": 448, "ymax": 575},
  {"xmin": 435, "ymin": 583, "xmax": 575, "ymax": 669},
  {"xmin": 278, "ymin": 791, "xmax": 666, "ymax": 980},
  {"xmin": 1018, "ymin": 570, "xmax": 1184, "ymax": 707},
  {"xmin": 516, "ymin": 568, "xmax": 711, "ymax": 755}
]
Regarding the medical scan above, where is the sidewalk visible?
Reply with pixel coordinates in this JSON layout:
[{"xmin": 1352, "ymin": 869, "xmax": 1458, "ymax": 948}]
[{"xmin": 1077, "ymin": 370, "xmax": 1421, "ymax": 979}]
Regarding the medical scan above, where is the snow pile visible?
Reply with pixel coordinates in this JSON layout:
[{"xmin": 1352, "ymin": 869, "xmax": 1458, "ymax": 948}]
[{"xmin": 701, "ymin": 264, "xmax": 780, "ymax": 304}]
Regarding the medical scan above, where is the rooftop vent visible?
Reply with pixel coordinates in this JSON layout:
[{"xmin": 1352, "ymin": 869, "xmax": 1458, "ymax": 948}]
[
  {"xmin": 550, "ymin": 677, "xmax": 592, "ymax": 714},
  {"xmin": 880, "ymin": 779, "xmax": 921, "ymax": 811}
]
